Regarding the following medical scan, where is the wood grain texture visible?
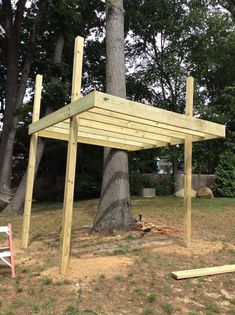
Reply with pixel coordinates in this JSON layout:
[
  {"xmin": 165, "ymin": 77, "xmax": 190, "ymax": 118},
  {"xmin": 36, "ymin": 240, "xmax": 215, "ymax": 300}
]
[
  {"xmin": 22, "ymin": 74, "xmax": 42, "ymax": 249},
  {"xmin": 172, "ymin": 264, "xmax": 235, "ymax": 279}
]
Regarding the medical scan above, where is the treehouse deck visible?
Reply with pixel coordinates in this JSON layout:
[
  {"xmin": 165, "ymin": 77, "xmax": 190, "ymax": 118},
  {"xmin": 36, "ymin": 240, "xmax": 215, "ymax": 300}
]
[
  {"xmin": 29, "ymin": 91, "xmax": 225, "ymax": 151},
  {"xmin": 22, "ymin": 35, "xmax": 226, "ymax": 276}
]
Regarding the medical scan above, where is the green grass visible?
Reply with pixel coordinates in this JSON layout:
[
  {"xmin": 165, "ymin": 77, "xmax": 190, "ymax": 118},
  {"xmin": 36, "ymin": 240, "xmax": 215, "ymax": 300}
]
[
  {"xmin": 205, "ymin": 303, "xmax": 219, "ymax": 315},
  {"xmin": 143, "ymin": 307, "xmax": 155, "ymax": 315},
  {"xmin": 161, "ymin": 302, "xmax": 173, "ymax": 314},
  {"xmin": 146, "ymin": 293, "xmax": 156, "ymax": 303},
  {"xmin": 0, "ymin": 196, "xmax": 234, "ymax": 315}
]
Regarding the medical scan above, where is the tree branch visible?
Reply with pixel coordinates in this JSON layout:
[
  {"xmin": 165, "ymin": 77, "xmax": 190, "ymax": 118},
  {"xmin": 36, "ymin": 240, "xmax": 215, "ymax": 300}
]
[
  {"xmin": 16, "ymin": 0, "xmax": 47, "ymax": 109},
  {"xmin": 2, "ymin": 0, "xmax": 13, "ymax": 36},
  {"xmin": 14, "ymin": 0, "xmax": 27, "ymax": 35}
]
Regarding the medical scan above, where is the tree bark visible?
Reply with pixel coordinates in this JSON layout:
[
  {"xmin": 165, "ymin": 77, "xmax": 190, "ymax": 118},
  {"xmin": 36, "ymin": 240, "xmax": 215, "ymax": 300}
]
[
  {"xmin": 92, "ymin": 0, "xmax": 133, "ymax": 232},
  {"xmin": 3, "ymin": 138, "xmax": 45, "ymax": 214},
  {"xmin": 0, "ymin": 0, "xmax": 45, "ymax": 192},
  {"xmin": 4, "ymin": 33, "xmax": 65, "ymax": 214}
]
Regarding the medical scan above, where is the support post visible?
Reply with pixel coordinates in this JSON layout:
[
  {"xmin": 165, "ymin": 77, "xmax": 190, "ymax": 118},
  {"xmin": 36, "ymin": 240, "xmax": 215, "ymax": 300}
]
[
  {"xmin": 183, "ymin": 76, "xmax": 194, "ymax": 247},
  {"xmin": 22, "ymin": 74, "xmax": 43, "ymax": 248},
  {"xmin": 59, "ymin": 36, "xmax": 84, "ymax": 275}
]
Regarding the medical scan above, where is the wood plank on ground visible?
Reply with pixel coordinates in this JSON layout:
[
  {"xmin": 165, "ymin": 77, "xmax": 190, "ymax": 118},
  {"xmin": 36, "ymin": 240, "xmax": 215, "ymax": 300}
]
[{"xmin": 171, "ymin": 264, "xmax": 235, "ymax": 279}]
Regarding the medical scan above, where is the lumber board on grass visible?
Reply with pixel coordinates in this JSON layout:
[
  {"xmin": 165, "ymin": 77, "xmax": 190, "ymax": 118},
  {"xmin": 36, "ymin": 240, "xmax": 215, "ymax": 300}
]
[{"xmin": 172, "ymin": 264, "xmax": 235, "ymax": 279}]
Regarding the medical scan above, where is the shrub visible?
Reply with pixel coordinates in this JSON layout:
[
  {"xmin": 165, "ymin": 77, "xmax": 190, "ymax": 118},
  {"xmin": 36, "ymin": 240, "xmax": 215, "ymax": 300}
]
[
  {"xmin": 214, "ymin": 151, "xmax": 235, "ymax": 197},
  {"xmin": 130, "ymin": 174, "xmax": 174, "ymax": 196}
]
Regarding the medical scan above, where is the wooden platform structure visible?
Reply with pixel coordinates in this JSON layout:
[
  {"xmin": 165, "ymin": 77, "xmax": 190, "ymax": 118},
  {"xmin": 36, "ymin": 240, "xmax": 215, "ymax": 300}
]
[{"xmin": 22, "ymin": 36, "xmax": 225, "ymax": 275}]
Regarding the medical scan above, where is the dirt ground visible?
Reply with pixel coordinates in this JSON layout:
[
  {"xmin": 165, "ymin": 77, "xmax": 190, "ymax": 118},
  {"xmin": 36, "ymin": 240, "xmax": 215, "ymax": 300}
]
[{"xmin": 0, "ymin": 197, "xmax": 234, "ymax": 315}]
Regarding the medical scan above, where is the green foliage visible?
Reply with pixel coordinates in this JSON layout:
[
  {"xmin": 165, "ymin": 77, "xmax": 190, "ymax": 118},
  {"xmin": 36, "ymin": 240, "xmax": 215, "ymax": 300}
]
[
  {"xmin": 130, "ymin": 174, "xmax": 174, "ymax": 196},
  {"xmin": 146, "ymin": 293, "xmax": 156, "ymax": 303},
  {"xmin": 161, "ymin": 302, "xmax": 173, "ymax": 314},
  {"xmin": 143, "ymin": 307, "xmax": 155, "ymax": 315},
  {"xmin": 205, "ymin": 303, "xmax": 219, "ymax": 315},
  {"xmin": 214, "ymin": 151, "xmax": 235, "ymax": 197},
  {"xmin": 76, "ymin": 176, "xmax": 101, "ymax": 200}
]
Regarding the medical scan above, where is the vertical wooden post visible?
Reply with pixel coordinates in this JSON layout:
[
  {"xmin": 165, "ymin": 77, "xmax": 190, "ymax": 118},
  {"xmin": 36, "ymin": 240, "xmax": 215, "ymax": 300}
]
[
  {"xmin": 22, "ymin": 74, "xmax": 43, "ymax": 248},
  {"xmin": 59, "ymin": 36, "xmax": 84, "ymax": 275},
  {"xmin": 183, "ymin": 76, "xmax": 194, "ymax": 247}
]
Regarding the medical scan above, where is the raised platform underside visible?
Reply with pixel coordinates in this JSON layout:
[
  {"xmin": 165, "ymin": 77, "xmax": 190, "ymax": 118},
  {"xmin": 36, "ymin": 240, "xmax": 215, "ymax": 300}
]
[{"xmin": 29, "ymin": 91, "xmax": 225, "ymax": 151}]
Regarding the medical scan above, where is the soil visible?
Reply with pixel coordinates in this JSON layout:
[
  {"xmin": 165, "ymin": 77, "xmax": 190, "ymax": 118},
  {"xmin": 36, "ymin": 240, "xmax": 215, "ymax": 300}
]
[{"xmin": 0, "ymin": 197, "xmax": 234, "ymax": 315}]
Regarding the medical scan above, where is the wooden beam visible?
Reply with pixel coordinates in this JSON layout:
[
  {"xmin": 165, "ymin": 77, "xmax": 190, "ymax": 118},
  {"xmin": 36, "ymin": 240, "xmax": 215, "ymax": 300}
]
[
  {"xmin": 77, "ymin": 123, "xmax": 168, "ymax": 146},
  {"xmin": 77, "ymin": 117, "xmax": 172, "ymax": 143},
  {"xmin": 59, "ymin": 36, "xmax": 84, "ymax": 275},
  {"xmin": 172, "ymin": 264, "xmax": 235, "ymax": 279},
  {"xmin": 79, "ymin": 111, "xmax": 186, "ymax": 141},
  {"xmin": 88, "ymin": 108, "xmax": 206, "ymax": 139},
  {"xmin": 95, "ymin": 91, "xmax": 225, "ymax": 138},
  {"xmin": 28, "ymin": 92, "xmax": 95, "ymax": 135},
  {"xmin": 38, "ymin": 128, "xmax": 145, "ymax": 151},
  {"xmin": 22, "ymin": 74, "xmax": 43, "ymax": 249},
  {"xmin": 183, "ymin": 76, "xmax": 194, "ymax": 247}
]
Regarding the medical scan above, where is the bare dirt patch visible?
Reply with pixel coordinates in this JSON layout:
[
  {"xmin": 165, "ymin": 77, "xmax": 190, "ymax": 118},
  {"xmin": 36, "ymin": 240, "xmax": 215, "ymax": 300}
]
[
  {"xmin": 0, "ymin": 197, "xmax": 235, "ymax": 315},
  {"xmin": 151, "ymin": 238, "xmax": 224, "ymax": 256},
  {"xmin": 41, "ymin": 255, "xmax": 134, "ymax": 281}
]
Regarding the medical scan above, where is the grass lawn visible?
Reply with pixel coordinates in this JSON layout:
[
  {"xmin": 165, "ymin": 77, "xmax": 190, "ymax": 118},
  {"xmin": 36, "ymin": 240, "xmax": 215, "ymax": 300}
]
[{"xmin": 0, "ymin": 196, "xmax": 235, "ymax": 315}]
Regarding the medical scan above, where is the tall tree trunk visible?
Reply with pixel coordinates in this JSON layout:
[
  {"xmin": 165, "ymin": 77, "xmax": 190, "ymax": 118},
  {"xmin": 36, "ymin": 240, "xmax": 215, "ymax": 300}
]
[
  {"xmin": 0, "ymin": 0, "xmax": 45, "ymax": 192},
  {"xmin": 4, "ymin": 33, "xmax": 65, "ymax": 214},
  {"xmin": 92, "ymin": 0, "xmax": 133, "ymax": 232}
]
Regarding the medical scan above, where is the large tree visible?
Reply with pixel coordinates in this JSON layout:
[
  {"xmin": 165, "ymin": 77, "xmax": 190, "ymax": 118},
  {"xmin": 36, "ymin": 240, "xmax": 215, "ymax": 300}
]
[
  {"xmin": 0, "ymin": 0, "xmax": 46, "ymax": 192},
  {"xmin": 3, "ymin": 0, "xmax": 104, "ymax": 213},
  {"xmin": 92, "ymin": 0, "xmax": 133, "ymax": 232}
]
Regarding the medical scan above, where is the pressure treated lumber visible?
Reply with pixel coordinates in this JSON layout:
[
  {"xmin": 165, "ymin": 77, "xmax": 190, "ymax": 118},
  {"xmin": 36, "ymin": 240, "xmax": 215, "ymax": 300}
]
[
  {"xmin": 22, "ymin": 74, "xmax": 42, "ymax": 249},
  {"xmin": 29, "ymin": 90, "xmax": 225, "ymax": 152},
  {"xmin": 28, "ymin": 92, "xmax": 95, "ymax": 135},
  {"xmin": 95, "ymin": 92, "xmax": 225, "ymax": 138},
  {"xmin": 38, "ymin": 129, "xmax": 143, "ymax": 151},
  {"xmin": 172, "ymin": 264, "xmax": 235, "ymax": 279},
  {"xmin": 59, "ymin": 36, "xmax": 84, "ymax": 275},
  {"xmin": 23, "ymin": 35, "xmax": 227, "ymax": 277},
  {"xmin": 183, "ymin": 76, "xmax": 194, "ymax": 247}
]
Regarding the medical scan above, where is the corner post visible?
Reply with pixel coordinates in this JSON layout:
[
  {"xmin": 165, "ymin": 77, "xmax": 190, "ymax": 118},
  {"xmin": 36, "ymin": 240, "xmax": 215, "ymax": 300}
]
[
  {"xmin": 22, "ymin": 74, "xmax": 43, "ymax": 248},
  {"xmin": 59, "ymin": 36, "xmax": 84, "ymax": 275},
  {"xmin": 183, "ymin": 76, "xmax": 194, "ymax": 247}
]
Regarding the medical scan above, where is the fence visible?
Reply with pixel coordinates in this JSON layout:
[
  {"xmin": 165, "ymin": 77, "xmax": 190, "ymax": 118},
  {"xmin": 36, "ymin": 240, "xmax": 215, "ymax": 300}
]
[
  {"xmin": 175, "ymin": 174, "xmax": 215, "ymax": 191},
  {"xmin": 140, "ymin": 173, "xmax": 215, "ymax": 193}
]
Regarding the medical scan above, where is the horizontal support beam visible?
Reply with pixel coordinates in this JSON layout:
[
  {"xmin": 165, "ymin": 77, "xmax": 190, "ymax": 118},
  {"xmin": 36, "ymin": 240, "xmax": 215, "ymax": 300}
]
[
  {"xmin": 95, "ymin": 92, "xmax": 225, "ymax": 139},
  {"xmin": 78, "ymin": 124, "xmax": 168, "ymax": 146},
  {"xmin": 29, "ymin": 92, "xmax": 95, "ymax": 135},
  {"xmin": 88, "ymin": 108, "xmax": 204, "ymax": 139},
  {"xmin": 79, "ymin": 109, "xmax": 185, "ymax": 142},
  {"xmin": 38, "ymin": 129, "xmax": 143, "ymax": 151}
]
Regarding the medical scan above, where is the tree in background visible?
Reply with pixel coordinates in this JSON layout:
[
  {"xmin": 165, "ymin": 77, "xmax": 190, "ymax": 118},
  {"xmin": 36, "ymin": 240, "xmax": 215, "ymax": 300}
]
[
  {"xmin": 214, "ymin": 151, "xmax": 235, "ymax": 197},
  {"xmin": 1, "ymin": 0, "xmax": 235, "ymax": 209},
  {"xmin": 92, "ymin": 0, "xmax": 133, "ymax": 232},
  {"xmin": 125, "ymin": 0, "xmax": 235, "ymax": 176},
  {"xmin": 1, "ymin": 0, "xmax": 104, "ymax": 212},
  {"xmin": 0, "ymin": 0, "xmax": 46, "ymax": 192}
]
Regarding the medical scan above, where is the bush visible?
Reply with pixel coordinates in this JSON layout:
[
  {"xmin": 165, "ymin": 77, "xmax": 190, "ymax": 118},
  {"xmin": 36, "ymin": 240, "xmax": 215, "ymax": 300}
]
[
  {"xmin": 214, "ymin": 151, "xmax": 235, "ymax": 197},
  {"xmin": 130, "ymin": 174, "xmax": 175, "ymax": 196}
]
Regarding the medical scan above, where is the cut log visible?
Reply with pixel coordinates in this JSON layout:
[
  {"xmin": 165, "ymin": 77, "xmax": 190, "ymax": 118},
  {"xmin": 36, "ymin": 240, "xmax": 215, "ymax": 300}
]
[{"xmin": 172, "ymin": 264, "xmax": 235, "ymax": 279}]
